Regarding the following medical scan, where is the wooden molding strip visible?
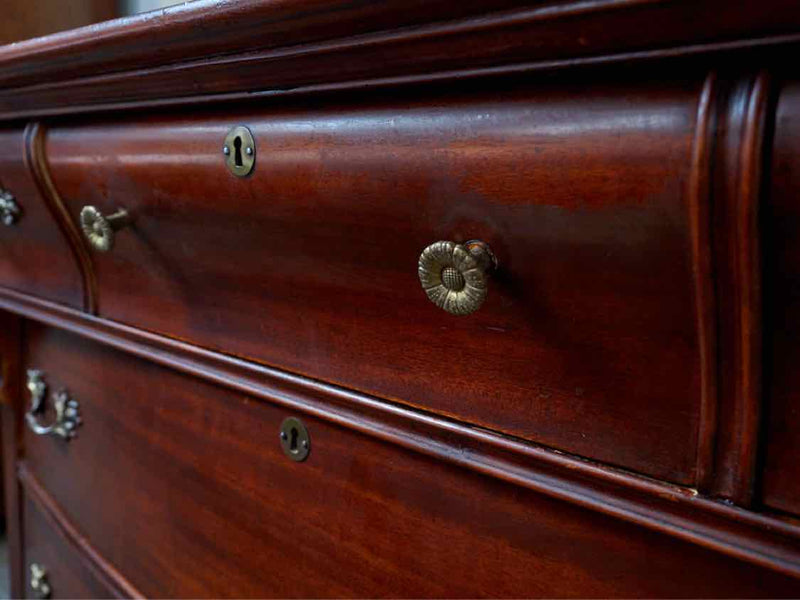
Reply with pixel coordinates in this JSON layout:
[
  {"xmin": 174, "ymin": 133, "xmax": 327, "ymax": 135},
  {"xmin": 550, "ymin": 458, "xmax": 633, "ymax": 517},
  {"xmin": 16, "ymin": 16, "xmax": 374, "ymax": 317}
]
[
  {"xmin": 1, "ymin": 286, "xmax": 800, "ymax": 577},
  {"xmin": 690, "ymin": 71, "xmax": 720, "ymax": 490},
  {"xmin": 706, "ymin": 72, "xmax": 773, "ymax": 506},
  {"xmin": 0, "ymin": 2, "xmax": 799, "ymax": 119},
  {"xmin": 732, "ymin": 71, "xmax": 770, "ymax": 506},
  {"xmin": 19, "ymin": 463, "xmax": 144, "ymax": 599},
  {"xmin": 23, "ymin": 122, "xmax": 98, "ymax": 314}
]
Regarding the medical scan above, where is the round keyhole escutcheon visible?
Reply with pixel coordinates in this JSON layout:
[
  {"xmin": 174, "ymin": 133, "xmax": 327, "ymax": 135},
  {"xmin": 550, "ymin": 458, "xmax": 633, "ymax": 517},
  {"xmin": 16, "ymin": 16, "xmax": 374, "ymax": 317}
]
[
  {"xmin": 279, "ymin": 417, "xmax": 310, "ymax": 462},
  {"xmin": 222, "ymin": 125, "xmax": 256, "ymax": 177}
]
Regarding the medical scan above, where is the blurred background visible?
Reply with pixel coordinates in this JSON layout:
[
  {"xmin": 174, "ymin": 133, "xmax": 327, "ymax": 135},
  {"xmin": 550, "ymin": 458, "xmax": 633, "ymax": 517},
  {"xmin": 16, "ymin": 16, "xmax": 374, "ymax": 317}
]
[{"xmin": 2, "ymin": 0, "xmax": 183, "ymax": 44}]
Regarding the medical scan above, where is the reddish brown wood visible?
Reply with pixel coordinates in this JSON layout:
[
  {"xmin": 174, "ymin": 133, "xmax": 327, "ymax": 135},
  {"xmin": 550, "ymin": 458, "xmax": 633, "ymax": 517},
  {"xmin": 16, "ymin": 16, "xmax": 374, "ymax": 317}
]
[
  {"xmin": 19, "ymin": 323, "xmax": 800, "ymax": 597},
  {"xmin": 689, "ymin": 72, "xmax": 720, "ymax": 489},
  {"xmin": 762, "ymin": 80, "xmax": 800, "ymax": 515},
  {"xmin": 0, "ymin": 127, "xmax": 84, "ymax": 309},
  {"xmin": 3, "ymin": 286, "xmax": 800, "ymax": 577},
  {"xmin": 22, "ymin": 493, "xmax": 124, "ymax": 599},
  {"xmin": 47, "ymin": 75, "xmax": 707, "ymax": 484},
  {"xmin": 706, "ymin": 72, "xmax": 772, "ymax": 506},
  {"xmin": 0, "ymin": 311, "xmax": 23, "ymax": 598},
  {"xmin": 1, "ymin": 1, "xmax": 800, "ymax": 119},
  {"xmin": 26, "ymin": 123, "xmax": 97, "ymax": 313}
]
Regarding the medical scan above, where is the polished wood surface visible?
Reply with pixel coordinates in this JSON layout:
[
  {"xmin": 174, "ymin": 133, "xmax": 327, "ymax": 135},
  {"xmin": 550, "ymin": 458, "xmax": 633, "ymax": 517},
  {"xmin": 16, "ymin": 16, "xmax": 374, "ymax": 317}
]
[
  {"xmin": 0, "ymin": 127, "xmax": 84, "ymax": 309},
  {"xmin": 763, "ymin": 79, "xmax": 800, "ymax": 515},
  {"xmin": 23, "ymin": 494, "xmax": 119, "ymax": 599},
  {"xmin": 48, "ymin": 74, "xmax": 705, "ymax": 483},
  {"xmin": 20, "ymin": 323, "xmax": 800, "ymax": 598},
  {"xmin": 4, "ymin": 286, "xmax": 800, "ymax": 579},
  {"xmin": 1, "ymin": 1, "xmax": 800, "ymax": 596},
  {"xmin": 1, "ymin": 1, "xmax": 800, "ymax": 119}
]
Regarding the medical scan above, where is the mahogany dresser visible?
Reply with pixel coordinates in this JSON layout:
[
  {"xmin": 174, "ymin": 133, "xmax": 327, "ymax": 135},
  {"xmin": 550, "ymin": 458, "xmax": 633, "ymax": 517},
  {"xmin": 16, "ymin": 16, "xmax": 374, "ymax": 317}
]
[{"xmin": 1, "ymin": 0, "xmax": 800, "ymax": 597}]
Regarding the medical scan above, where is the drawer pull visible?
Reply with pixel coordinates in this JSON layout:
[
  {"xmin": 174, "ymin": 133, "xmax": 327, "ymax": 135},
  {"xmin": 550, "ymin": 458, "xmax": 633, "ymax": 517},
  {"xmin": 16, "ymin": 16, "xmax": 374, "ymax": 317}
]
[
  {"xmin": 25, "ymin": 370, "xmax": 82, "ymax": 440},
  {"xmin": 0, "ymin": 188, "xmax": 20, "ymax": 225},
  {"xmin": 418, "ymin": 240, "xmax": 497, "ymax": 315},
  {"xmin": 30, "ymin": 563, "xmax": 51, "ymax": 599},
  {"xmin": 79, "ymin": 205, "xmax": 130, "ymax": 252}
]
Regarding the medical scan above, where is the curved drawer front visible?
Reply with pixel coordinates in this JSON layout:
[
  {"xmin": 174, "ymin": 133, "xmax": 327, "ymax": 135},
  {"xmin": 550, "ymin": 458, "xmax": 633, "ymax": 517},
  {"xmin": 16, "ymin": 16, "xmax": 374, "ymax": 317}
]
[
  {"xmin": 23, "ymin": 494, "xmax": 118, "ymax": 599},
  {"xmin": 0, "ymin": 127, "xmax": 84, "ymax": 308},
  {"xmin": 20, "ymin": 324, "xmax": 800, "ymax": 598},
  {"xmin": 763, "ymin": 80, "xmax": 800, "ymax": 515},
  {"xmin": 46, "ymin": 77, "xmax": 705, "ymax": 482}
]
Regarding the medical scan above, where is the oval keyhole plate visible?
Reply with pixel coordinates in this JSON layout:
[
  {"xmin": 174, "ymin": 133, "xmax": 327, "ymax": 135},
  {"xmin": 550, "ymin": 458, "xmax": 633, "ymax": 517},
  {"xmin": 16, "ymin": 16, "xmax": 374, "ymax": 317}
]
[
  {"xmin": 222, "ymin": 125, "xmax": 256, "ymax": 177},
  {"xmin": 279, "ymin": 417, "xmax": 310, "ymax": 462}
]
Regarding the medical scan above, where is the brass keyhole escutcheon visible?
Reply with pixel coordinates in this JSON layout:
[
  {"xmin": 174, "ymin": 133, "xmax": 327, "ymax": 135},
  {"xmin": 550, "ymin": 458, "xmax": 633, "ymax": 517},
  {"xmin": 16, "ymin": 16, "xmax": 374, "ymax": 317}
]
[
  {"xmin": 279, "ymin": 417, "xmax": 310, "ymax": 462},
  {"xmin": 223, "ymin": 125, "xmax": 256, "ymax": 177}
]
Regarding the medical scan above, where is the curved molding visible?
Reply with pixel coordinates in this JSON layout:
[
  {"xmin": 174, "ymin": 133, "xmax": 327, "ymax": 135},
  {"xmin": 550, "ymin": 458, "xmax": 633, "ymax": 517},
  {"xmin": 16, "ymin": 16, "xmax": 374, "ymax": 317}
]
[
  {"xmin": 705, "ymin": 72, "xmax": 773, "ymax": 507},
  {"xmin": 689, "ymin": 72, "xmax": 720, "ymax": 490},
  {"xmin": 24, "ymin": 122, "xmax": 98, "ymax": 314},
  {"xmin": 0, "ymin": 2, "xmax": 799, "ymax": 119},
  {"xmin": 0, "ymin": 286, "xmax": 799, "ymax": 577},
  {"xmin": 19, "ymin": 464, "xmax": 143, "ymax": 599}
]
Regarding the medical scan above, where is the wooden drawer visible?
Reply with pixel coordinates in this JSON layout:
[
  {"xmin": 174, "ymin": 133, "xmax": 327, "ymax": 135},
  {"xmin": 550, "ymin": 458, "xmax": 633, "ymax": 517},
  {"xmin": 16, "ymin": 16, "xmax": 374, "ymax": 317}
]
[
  {"xmin": 763, "ymin": 80, "xmax": 800, "ymax": 515},
  {"xmin": 47, "ymin": 75, "xmax": 706, "ymax": 483},
  {"xmin": 21, "ymin": 323, "xmax": 800, "ymax": 598},
  {"xmin": 22, "ymin": 492, "xmax": 118, "ymax": 599},
  {"xmin": 0, "ymin": 127, "xmax": 83, "ymax": 308}
]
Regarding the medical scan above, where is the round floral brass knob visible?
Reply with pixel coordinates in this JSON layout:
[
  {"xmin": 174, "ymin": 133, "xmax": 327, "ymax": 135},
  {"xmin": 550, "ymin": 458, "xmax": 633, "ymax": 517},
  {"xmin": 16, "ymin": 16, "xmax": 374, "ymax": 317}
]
[
  {"xmin": 418, "ymin": 240, "xmax": 497, "ymax": 315},
  {"xmin": 80, "ymin": 205, "xmax": 130, "ymax": 252}
]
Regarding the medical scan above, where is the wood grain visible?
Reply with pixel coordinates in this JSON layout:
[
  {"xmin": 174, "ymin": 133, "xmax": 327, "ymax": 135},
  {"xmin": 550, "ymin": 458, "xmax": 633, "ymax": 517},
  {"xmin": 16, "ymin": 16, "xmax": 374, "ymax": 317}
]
[
  {"xmin": 706, "ymin": 72, "xmax": 772, "ymax": 506},
  {"xmin": 689, "ymin": 72, "xmax": 720, "ymax": 490},
  {"xmin": 22, "ymin": 492, "xmax": 127, "ymax": 599},
  {"xmin": 2, "ymin": 287, "xmax": 800, "ymax": 578},
  {"xmin": 19, "ymin": 322, "xmax": 800, "ymax": 597},
  {"xmin": 47, "ymin": 75, "xmax": 705, "ymax": 483},
  {"xmin": 1, "ymin": 1, "xmax": 800, "ymax": 118},
  {"xmin": 762, "ymin": 80, "xmax": 800, "ymax": 515},
  {"xmin": 26, "ymin": 123, "xmax": 97, "ymax": 313},
  {"xmin": 0, "ymin": 126, "xmax": 84, "ymax": 309}
]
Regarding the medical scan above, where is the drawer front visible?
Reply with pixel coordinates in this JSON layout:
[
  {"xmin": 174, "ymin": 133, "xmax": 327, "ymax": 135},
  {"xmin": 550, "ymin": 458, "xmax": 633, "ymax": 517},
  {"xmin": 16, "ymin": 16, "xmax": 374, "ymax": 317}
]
[
  {"xmin": 23, "ymin": 493, "xmax": 118, "ymax": 599},
  {"xmin": 0, "ymin": 127, "xmax": 83, "ymax": 308},
  {"xmin": 763, "ymin": 80, "xmax": 800, "ymax": 514},
  {"xmin": 21, "ymin": 323, "xmax": 800, "ymax": 598},
  {"xmin": 47, "ymin": 76, "xmax": 704, "ymax": 482}
]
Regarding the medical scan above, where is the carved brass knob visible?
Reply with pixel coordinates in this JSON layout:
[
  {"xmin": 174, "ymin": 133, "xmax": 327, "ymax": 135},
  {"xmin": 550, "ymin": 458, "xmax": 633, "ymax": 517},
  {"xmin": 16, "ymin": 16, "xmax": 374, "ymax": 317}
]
[
  {"xmin": 25, "ymin": 370, "xmax": 81, "ymax": 441},
  {"xmin": 0, "ymin": 188, "xmax": 20, "ymax": 226},
  {"xmin": 30, "ymin": 563, "xmax": 51, "ymax": 599},
  {"xmin": 80, "ymin": 205, "xmax": 130, "ymax": 252},
  {"xmin": 418, "ymin": 240, "xmax": 497, "ymax": 315}
]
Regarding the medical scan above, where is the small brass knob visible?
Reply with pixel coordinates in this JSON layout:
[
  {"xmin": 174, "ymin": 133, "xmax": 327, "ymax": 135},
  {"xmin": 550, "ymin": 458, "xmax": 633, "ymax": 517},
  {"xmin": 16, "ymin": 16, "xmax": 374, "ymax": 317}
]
[
  {"xmin": 30, "ymin": 563, "xmax": 51, "ymax": 599},
  {"xmin": 0, "ymin": 188, "xmax": 20, "ymax": 226},
  {"xmin": 418, "ymin": 240, "xmax": 497, "ymax": 315},
  {"xmin": 80, "ymin": 205, "xmax": 130, "ymax": 252}
]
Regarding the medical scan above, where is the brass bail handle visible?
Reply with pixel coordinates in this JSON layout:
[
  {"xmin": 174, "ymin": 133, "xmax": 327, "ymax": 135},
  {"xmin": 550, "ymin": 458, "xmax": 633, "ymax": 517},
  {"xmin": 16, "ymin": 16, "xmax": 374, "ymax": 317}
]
[
  {"xmin": 80, "ymin": 205, "xmax": 131, "ymax": 252},
  {"xmin": 25, "ymin": 370, "xmax": 82, "ymax": 441},
  {"xmin": 418, "ymin": 239, "xmax": 497, "ymax": 315}
]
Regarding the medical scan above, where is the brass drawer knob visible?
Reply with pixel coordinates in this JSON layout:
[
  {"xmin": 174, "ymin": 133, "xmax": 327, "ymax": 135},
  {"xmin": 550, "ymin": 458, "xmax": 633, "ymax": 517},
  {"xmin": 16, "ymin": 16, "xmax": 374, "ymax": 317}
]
[
  {"xmin": 30, "ymin": 563, "xmax": 51, "ymax": 599},
  {"xmin": 80, "ymin": 205, "xmax": 130, "ymax": 252},
  {"xmin": 0, "ymin": 188, "xmax": 21, "ymax": 226},
  {"xmin": 418, "ymin": 240, "xmax": 497, "ymax": 315},
  {"xmin": 25, "ymin": 370, "xmax": 81, "ymax": 441}
]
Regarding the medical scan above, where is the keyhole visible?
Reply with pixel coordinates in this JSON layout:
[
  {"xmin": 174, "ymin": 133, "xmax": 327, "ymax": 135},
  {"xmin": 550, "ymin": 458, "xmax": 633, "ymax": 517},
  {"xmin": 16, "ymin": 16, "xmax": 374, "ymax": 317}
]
[
  {"xmin": 233, "ymin": 136, "xmax": 243, "ymax": 167},
  {"xmin": 289, "ymin": 427, "xmax": 299, "ymax": 452}
]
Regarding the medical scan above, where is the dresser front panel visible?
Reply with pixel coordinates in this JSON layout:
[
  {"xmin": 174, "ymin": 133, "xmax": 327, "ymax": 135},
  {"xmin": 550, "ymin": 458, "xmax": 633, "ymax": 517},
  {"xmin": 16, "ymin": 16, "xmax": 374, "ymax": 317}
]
[
  {"xmin": 19, "ymin": 323, "xmax": 800, "ymax": 598},
  {"xmin": 46, "ymin": 75, "xmax": 705, "ymax": 483},
  {"xmin": 0, "ymin": 127, "xmax": 83, "ymax": 308},
  {"xmin": 22, "ymin": 494, "xmax": 118, "ymax": 599},
  {"xmin": 763, "ymin": 80, "xmax": 800, "ymax": 516}
]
